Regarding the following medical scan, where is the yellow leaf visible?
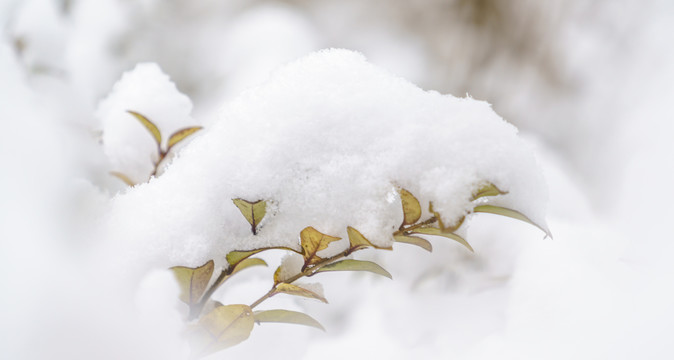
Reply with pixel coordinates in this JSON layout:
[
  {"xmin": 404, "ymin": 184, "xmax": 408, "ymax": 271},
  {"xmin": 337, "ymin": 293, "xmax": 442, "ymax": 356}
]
[
  {"xmin": 232, "ymin": 198, "xmax": 267, "ymax": 235},
  {"xmin": 189, "ymin": 304, "xmax": 254, "ymax": 357},
  {"xmin": 127, "ymin": 110, "xmax": 161, "ymax": 147},
  {"xmin": 275, "ymin": 283, "xmax": 328, "ymax": 303},
  {"xmin": 393, "ymin": 234, "xmax": 433, "ymax": 252},
  {"xmin": 273, "ymin": 265, "xmax": 283, "ymax": 284},
  {"xmin": 398, "ymin": 188, "xmax": 422, "ymax": 225},
  {"xmin": 473, "ymin": 205, "xmax": 552, "ymax": 238},
  {"xmin": 167, "ymin": 126, "xmax": 203, "ymax": 149},
  {"xmin": 109, "ymin": 171, "xmax": 135, "ymax": 186},
  {"xmin": 316, "ymin": 259, "xmax": 392, "ymax": 279},
  {"xmin": 226, "ymin": 247, "xmax": 300, "ymax": 267},
  {"xmin": 472, "ymin": 182, "xmax": 508, "ymax": 200},
  {"xmin": 231, "ymin": 257, "xmax": 267, "ymax": 276},
  {"xmin": 300, "ymin": 227, "xmax": 341, "ymax": 268},
  {"xmin": 170, "ymin": 260, "xmax": 214, "ymax": 305},
  {"xmin": 411, "ymin": 227, "xmax": 474, "ymax": 252},
  {"xmin": 347, "ymin": 226, "xmax": 392, "ymax": 251},
  {"xmin": 253, "ymin": 309, "xmax": 325, "ymax": 331}
]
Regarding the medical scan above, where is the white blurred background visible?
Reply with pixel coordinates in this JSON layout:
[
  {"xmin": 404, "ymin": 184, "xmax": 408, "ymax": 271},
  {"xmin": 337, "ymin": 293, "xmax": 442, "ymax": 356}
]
[{"xmin": 1, "ymin": 0, "xmax": 673, "ymax": 359}]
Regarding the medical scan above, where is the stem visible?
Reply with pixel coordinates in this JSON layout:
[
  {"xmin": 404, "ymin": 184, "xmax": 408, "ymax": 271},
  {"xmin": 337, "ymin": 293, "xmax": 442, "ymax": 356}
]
[
  {"xmin": 394, "ymin": 216, "xmax": 437, "ymax": 235},
  {"xmin": 248, "ymin": 248, "xmax": 353, "ymax": 310}
]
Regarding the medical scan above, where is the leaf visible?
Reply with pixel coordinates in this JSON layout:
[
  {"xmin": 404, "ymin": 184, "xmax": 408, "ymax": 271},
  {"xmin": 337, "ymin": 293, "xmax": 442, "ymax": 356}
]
[
  {"xmin": 127, "ymin": 110, "xmax": 161, "ymax": 147},
  {"xmin": 232, "ymin": 199, "xmax": 267, "ymax": 235},
  {"xmin": 472, "ymin": 182, "xmax": 507, "ymax": 200},
  {"xmin": 170, "ymin": 260, "xmax": 214, "ymax": 305},
  {"xmin": 167, "ymin": 126, "xmax": 203, "ymax": 149},
  {"xmin": 231, "ymin": 257, "xmax": 267, "ymax": 276},
  {"xmin": 226, "ymin": 247, "xmax": 300, "ymax": 268},
  {"xmin": 316, "ymin": 259, "xmax": 392, "ymax": 279},
  {"xmin": 253, "ymin": 310, "xmax": 325, "ymax": 331},
  {"xmin": 473, "ymin": 205, "xmax": 552, "ymax": 238},
  {"xmin": 189, "ymin": 304, "xmax": 254, "ymax": 357},
  {"xmin": 393, "ymin": 234, "xmax": 433, "ymax": 252},
  {"xmin": 411, "ymin": 227, "xmax": 474, "ymax": 252},
  {"xmin": 300, "ymin": 227, "xmax": 341, "ymax": 269},
  {"xmin": 273, "ymin": 265, "xmax": 283, "ymax": 284},
  {"xmin": 275, "ymin": 283, "xmax": 328, "ymax": 303},
  {"xmin": 109, "ymin": 171, "xmax": 135, "ymax": 186},
  {"xmin": 398, "ymin": 188, "xmax": 422, "ymax": 225},
  {"xmin": 347, "ymin": 226, "xmax": 392, "ymax": 251}
]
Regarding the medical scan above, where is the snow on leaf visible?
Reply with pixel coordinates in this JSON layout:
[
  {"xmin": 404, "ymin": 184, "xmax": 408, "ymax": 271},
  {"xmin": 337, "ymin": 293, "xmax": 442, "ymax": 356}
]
[
  {"xmin": 472, "ymin": 182, "xmax": 508, "ymax": 200},
  {"xmin": 398, "ymin": 188, "xmax": 422, "ymax": 226},
  {"xmin": 274, "ymin": 283, "xmax": 328, "ymax": 303},
  {"xmin": 167, "ymin": 126, "xmax": 202, "ymax": 150},
  {"xmin": 170, "ymin": 260, "xmax": 214, "ymax": 305},
  {"xmin": 393, "ymin": 234, "xmax": 433, "ymax": 252},
  {"xmin": 411, "ymin": 227, "xmax": 474, "ymax": 252},
  {"xmin": 473, "ymin": 204, "xmax": 552, "ymax": 238},
  {"xmin": 316, "ymin": 259, "xmax": 392, "ymax": 279},
  {"xmin": 300, "ymin": 227, "xmax": 341, "ymax": 269},
  {"xmin": 189, "ymin": 304, "xmax": 254, "ymax": 357},
  {"xmin": 253, "ymin": 309, "xmax": 325, "ymax": 331},
  {"xmin": 127, "ymin": 110, "xmax": 161, "ymax": 147},
  {"xmin": 232, "ymin": 199, "xmax": 267, "ymax": 235}
]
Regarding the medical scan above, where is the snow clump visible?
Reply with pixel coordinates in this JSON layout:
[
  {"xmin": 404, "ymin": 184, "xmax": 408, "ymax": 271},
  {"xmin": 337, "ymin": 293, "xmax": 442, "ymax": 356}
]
[{"xmin": 100, "ymin": 49, "xmax": 547, "ymax": 278}]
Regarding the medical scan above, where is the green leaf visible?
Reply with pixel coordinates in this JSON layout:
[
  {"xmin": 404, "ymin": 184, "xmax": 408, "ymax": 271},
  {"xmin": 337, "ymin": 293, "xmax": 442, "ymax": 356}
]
[
  {"xmin": 411, "ymin": 227, "xmax": 474, "ymax": 252},
  {"xmin": 109, "ymin": 171, "xmax": 135, "ymax": 186},
  {"xmin": 253, "ymin": 309, "xmax": 325, "ymax": 331},
  {"xmin": 316, "ymin": 259, "xmax": 392, "ymax": 279},
  {"xmin": 170, "ymin": 260, "xmax": 214, "ymax": 305},
  {"xmin": 127, "ymin": 110, "xmax": 161, "ymax": 147},
  {"xmin": 226, "ymin": 247, "xmax": 300, "ymax": 268},
  {"xmin": 189, "ymin": 304, "xmax": 255, "ymax": 357},
  {"xmin": 398, "ymin": 188, "xmax": 422, "ymax": 225},
  {"xmin": 393, "ymin": 234, "xmax": 433, "ymax": 252},
  {"xmin": 231, "ymin": 257, "xmax": 267, "ymax": 275},
  {"xmin": 232, "ymin": 199, "xmax": 267, "ymax": 235},
  {"xmin": 275, "ymin": 283, "xmax": 328, "ymax": 303},
  {"xmin": 472, "ymin": 182, "xmax": 507, "ymax": 200},
  {"xmin": 347, "ymin": 226, "xmax": 392, "ymax": 251},
  {"xmin": 167, "ymin": 126, "xmax": 203, "ymax": 149},
  {"xmin": 300, "ymin": 227, "xmax": 341, "ymax": 269},
  {"xmin": 473, "ymin": 204, "xmax": 552, "ymax": 238}
]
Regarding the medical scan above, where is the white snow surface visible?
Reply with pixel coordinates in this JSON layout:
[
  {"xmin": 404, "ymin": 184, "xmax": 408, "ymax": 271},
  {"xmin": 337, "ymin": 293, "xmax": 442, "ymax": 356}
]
[{"xmin": 101, "ymin": 49, "xmax": 547, "ymax": 278}]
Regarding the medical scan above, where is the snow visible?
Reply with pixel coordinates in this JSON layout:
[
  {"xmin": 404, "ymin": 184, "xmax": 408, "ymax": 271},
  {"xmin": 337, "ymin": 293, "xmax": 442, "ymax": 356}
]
[
  {"xmin": 2, "ymin": 1, "xmax": 674, "ymax": 359},
  {"xmin": 101, "ymin": 49, "xmax": 547, "ymax": 283}
]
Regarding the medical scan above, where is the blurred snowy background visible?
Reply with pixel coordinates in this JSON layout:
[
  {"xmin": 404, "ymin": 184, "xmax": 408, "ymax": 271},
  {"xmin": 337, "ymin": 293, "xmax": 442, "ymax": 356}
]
[{"xmin": 1, "ymin": 0, "xmax": 673, "ymax": 359}]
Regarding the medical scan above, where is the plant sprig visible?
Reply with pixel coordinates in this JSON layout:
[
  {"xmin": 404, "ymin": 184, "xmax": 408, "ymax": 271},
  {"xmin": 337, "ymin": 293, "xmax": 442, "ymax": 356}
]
[{"xmin": 171, "ymin": 184, "xmax": 550, "ymax": 358}]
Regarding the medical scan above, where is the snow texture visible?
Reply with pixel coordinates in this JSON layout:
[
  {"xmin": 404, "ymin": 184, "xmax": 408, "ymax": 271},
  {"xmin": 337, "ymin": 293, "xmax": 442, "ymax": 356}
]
[
  {"xmin": 98, "ymin": 63, "xmax": 198, "ymax": 184},
  {"xmin": 101, "ymin": 49, "xmax": 547, "ymax": 279}
]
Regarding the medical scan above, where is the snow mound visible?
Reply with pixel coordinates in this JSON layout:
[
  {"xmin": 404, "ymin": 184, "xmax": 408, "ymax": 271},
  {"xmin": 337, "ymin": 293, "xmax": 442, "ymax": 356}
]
[
  {"xmin": 98, "ymin": 63, "xmax": 196, "ymax": 184},
  {"xmin": 102, "ymin": 49, "xmax": 547, "ymax": 275}
]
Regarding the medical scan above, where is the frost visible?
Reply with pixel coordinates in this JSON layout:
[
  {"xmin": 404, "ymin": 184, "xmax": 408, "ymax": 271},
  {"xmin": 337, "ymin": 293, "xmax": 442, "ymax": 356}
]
[
  {"xmin": 101, "ymin": 49, "xmax": 547, "ymax": 279},
  {"xmin": 97, "ymin": 63, "xmax": 198, "ymax": 184}
]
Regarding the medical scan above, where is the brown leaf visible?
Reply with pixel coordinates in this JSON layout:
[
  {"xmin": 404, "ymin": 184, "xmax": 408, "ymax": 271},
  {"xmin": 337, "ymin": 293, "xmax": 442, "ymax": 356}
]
[
  {"xmin": 300, "ymin": 227, "xmax": 341, "ymax": 269},
  {"xmin": 398, "ymin": 188, "xmax": 422, "ymax": 225},
  {"xmin": 167, "ymin": 126, "xmax": 203, "ymax": 149},
  {"xmin": 170, "ymin": 260, "xmax": 214, "ymax": 305},
  {"xmin": 347, "ymin": 226, "xmax": 392, "ymax": 251},
  {"xmin": 127, "ymin": 110, "xmax": 161, "ymax": 147},
  {"xmin": 274, "ymin": 283, "xmax": 328, "ymax": 303}
]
